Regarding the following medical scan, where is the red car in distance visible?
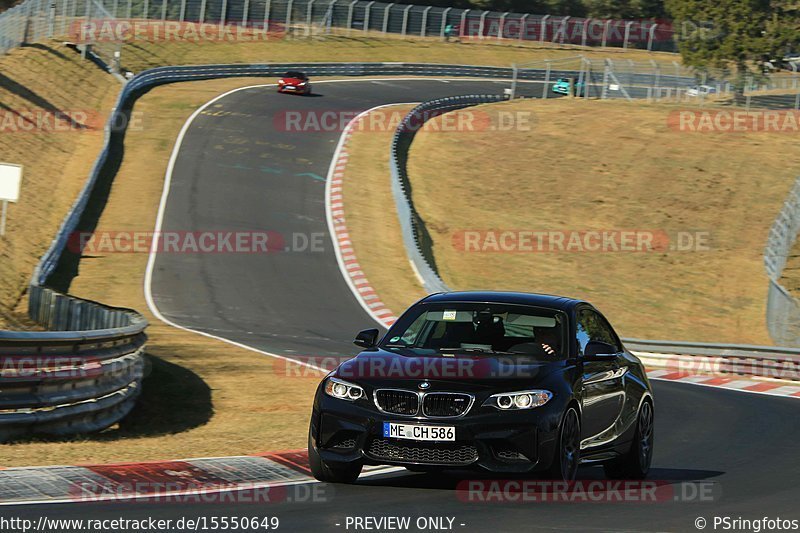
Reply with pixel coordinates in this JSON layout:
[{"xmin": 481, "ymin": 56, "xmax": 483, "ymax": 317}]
[{"xmin": 277, "ymin": 71, "xmax": 312, "ymax": 95}]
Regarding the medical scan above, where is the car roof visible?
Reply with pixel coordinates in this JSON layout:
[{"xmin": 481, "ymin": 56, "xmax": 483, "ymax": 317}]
[
  {"xmin": 284, "ymin": 71, "xmax": 307, "ymax": 78},
  {"xmin": 419, "ymin": 291, "xmax": 585, "ymax": 312}
]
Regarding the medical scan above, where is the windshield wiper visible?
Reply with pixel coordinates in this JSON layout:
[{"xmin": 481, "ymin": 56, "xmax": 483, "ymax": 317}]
[{"xmin": 439, "ymin": 347, "xmax": 524, "ymax": 355}]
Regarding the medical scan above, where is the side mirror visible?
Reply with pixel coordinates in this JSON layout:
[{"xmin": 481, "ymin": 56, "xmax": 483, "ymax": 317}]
[
  {"xmin": 354, "ymin": 328, "xmax": 380, "ymax": 349},
  {"xmin": 583, "ymin": 340, "xmax": 617, "ymax": 359}
]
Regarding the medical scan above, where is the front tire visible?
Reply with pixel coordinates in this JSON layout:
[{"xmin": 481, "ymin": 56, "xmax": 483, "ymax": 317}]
[
  {"xmin": 308, "ymin": 430, "xmax": 363, "ymax": 483},
  {"xmin": 604, "ymin": 400, "xmax": 653, "ymax": 479},
  {"xmin": 545, "ymin": 407, "xmax": 581, "ymax": 481}
]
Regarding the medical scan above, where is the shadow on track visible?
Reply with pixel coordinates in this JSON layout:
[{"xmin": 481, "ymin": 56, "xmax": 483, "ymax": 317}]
[{"xmin": 357, "ymin": 466, "xmax": 724, "ymax": 491}]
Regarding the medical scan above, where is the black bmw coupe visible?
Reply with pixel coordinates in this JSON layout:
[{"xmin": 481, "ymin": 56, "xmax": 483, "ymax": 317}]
[{"xmin": 308, "ymin": 291, "xmax": 654, "ymax": 483}]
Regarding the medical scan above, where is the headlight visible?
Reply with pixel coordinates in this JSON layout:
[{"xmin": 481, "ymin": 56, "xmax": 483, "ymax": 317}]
[
  {"xmin": 297, "ymin": 81, "xmax": 307, "ymax": 86},
  {"xmin": 324, "ymin": 377, "xmax": 364, "ymax": 401},
  {"xmin": 483, "ymin": 390, "xmax": 552, "ymax": 410},
  {"xmin": 278, "ymin": 79, "xmax": 284, "ymax": 83}
]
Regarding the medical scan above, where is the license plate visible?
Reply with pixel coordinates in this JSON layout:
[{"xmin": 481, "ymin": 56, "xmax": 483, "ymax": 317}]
[{"xmin": 383, "ymin": 422, "xmax": 455, "ymax": 442}]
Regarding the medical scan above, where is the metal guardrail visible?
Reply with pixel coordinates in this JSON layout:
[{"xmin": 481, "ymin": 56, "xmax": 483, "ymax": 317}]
[
  {"xmin": 389, "ymin": 94, "xmax": 507, "ymax": 293},
  {"xmin": 387, "ymin": 94, "xmax": 800, "ymax": 363}
]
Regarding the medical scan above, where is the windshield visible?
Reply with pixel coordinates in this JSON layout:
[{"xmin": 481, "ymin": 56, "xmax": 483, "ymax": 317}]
[
  {"xmin": 284, "ymin": 71, "xmax": 306, "ymax": 79},
  {"xmin": 381, "ymin": 302, "xmax": 567, "ymax": 359}
]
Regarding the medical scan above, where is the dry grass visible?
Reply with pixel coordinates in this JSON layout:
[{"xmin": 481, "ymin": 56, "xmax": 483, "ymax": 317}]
[
  {"xmin": 0, "ymin": 43, "xmax": 119, "ymax": 328},
  {"xmin": 2, "ymin": 78, "xmax": 327, "ymax": 467},
  {"xmin": 341, "ymin": 105, "xmax": 428, "ymax": 315},
  {"xmin": 398, "ymin": 98, "xmax": 800, "ymax": 344}
]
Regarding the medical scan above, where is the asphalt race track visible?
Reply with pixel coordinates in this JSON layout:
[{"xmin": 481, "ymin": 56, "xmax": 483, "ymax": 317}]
[
  {"xmin": 147, "ymin": 79, "xmax": 535, "ymax": 360},
  {"xmin": 8, "ymin": 79, "xmax": 799, "ymax": 531}
]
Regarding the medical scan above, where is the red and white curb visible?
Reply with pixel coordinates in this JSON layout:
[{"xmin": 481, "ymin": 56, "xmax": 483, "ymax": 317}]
[
  {"xmin": 644, "ymin": 367, "xmax": 800, "ymax": 397},
  {"xmin": 0, "ymin": 450, "xmax": 398, "ymax": 505},
  {"xmin": 325, "ymin": 104, "xmax": 419, "ymax": 329}
]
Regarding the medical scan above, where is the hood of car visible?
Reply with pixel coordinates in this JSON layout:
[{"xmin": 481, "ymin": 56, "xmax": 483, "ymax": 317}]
[{"xmin": 333, "ymin": 347, "xmax": 565, "ymax": 392}]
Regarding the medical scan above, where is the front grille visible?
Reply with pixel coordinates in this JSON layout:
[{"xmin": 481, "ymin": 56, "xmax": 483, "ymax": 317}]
[
  {"xmin": 375, "ymin": 389, "xmax": 419, "ymax": 415},
  {"xmin": 367, "ymin": 437, "xmax": 478, "ymax": 465},
  {"xmin": 422, "ymin": 393, "xmax": 472, "ymax": 417},
  {"xmin": 330, "ymin": 438, "xmax": 356, "ymax": 449},
  {"xmin": 494, "ymin": 448, "xmax": 529, "ymax": 462}
]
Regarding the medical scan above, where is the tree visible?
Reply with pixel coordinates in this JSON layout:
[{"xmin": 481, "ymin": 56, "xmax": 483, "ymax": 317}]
[{"xmin": 664, "ymin": 0, "xmax": 798, "ymax": 93}]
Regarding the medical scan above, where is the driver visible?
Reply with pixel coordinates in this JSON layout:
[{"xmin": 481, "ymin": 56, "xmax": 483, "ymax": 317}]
[
  {"xmin": 533, "ymin": 326, "xmax": 560, "ymax": 356},
  {"xmin": 474, "ymin": 311, "xmax": 504, "ymax": 348}
]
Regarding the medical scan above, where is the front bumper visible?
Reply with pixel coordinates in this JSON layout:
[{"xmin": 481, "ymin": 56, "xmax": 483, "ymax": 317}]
[
  {"xmin": 278, "ymin": 84, "xmax": 310, "ymax": 94},
  {"xmin": 310, "ymin": 392, "xmax": 562, "ymax": 474}
]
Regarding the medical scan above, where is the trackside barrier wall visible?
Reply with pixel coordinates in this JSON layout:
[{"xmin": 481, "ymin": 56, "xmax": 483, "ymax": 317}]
[
  {"xmin": 387, "ymin": 96, "xmax": 800, "ymax": 368},
  {"xmin": 388, "ymin": 94, "xmax": 507, "ymax": 293}
]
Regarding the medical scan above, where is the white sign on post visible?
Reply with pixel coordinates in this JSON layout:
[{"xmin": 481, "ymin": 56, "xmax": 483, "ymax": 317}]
[{"xmin": 0, "ymin": 163, "xmax": 23, "ymax": 236}]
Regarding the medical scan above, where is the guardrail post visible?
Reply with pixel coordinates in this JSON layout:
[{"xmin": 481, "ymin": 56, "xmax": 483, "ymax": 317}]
[
  {"xmin": 539, "ymin": 14, "xmax": 548, "ymax": 43},
  {"xmin": 286, "ymin": 0, "xmax": 293, "ymax": 33},
  {"xmin": 518, "ymin": 14, "xmax": 528, "ymax": 42},
  {"xmin": 363, "ymin": 0, "xmax": 374, "ymax": 32},
  {"xmin": 477, "ymin": 11, "xmax": 486, "ymax": 39},
  {"xmin": 647, "ymin": 23, "xmax": 657, "ymax": 51},
  {"xmin": 47, "ymin": 1, "xmax": 55, "ymax": 37},
  {"xmin": 542, "ymin": 60, "xmax": 550, "ymax": 99},
  {"xmin": 581, "ymin": 18, "xmax": 589, "ymax": 47},
  {"xmin": 509, "ymin": 63, "xmax": 517, "ymax": 99},
  {"xmin": 264, "ymin": 0, "xmax": 271, "ymax": 31},
  {"xmin": 459, "ymin": 9, "xmax": 468, "ymax": 39},
  {"xmin": 345, "ymin": 0, "xmax": 356, "ymax": 34},
  {"xmin": 601, "ymin": 19, "xmax": 610, "ymax": 47},
  {"xmin": 242, "ymin": 0, "xmax": 249, "ymax": 26},
  {"xmin": 557, "ymin": 16, "xmax": 569, "ymax": 43},
  {"xmin": 199, "ymin": 0, "xmax": 206, "ymax": 23},
  {"xmin": 126, "ymin": 0, "xmax": 132, "ymax": 19},
  {"xmin": 304, "ymin": 0, "xmax": 313, "ymax": 36},
  {"xmin": 161, "ymin": 0, "xmax": 167, "ymax": 21},
  {"xmin": 60, "ymin": 0, "xmax": 68, "ymax": 38},
  {"xmin": 623, "ymin": 20, "xmax": 633, "ymax": 49},
  {"xmin": 219, "ymin": 0, "xmax": 228, "ymax": 29},
  {"xmin": 439, "ymin": 6, "xmax": 450, "ymax": 40},
  {"xmin": 143, "ymin": 0, "xmax": 149, "ymax": 20},
  {"xmin": 497, "ymin": 11, "xmax": 507, "ymax": 40},
  {"xmin": 420, "ymin": 5, "xmax": 430, "ymax": 37},
  {"xmin": 81, "ymin": 0, "xmax": 90, "ymax": 58},
  {"xmin": 381, "ymin": 2, "xmax": 391, "ymax": 34},
  {"xmin": 400, "ymin": 4, "xmax": 411, "ymax": 36}
]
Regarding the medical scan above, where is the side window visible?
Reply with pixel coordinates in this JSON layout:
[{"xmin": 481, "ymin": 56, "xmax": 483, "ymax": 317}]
[{"xmin": 576, "ymin": 309, "xmax": 620, "ymax": 356}]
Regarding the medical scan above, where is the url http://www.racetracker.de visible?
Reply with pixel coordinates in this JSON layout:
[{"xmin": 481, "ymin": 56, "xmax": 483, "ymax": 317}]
[{"xmin": 0, "ymin": 515, "xmax": 281, "ymax": 532}]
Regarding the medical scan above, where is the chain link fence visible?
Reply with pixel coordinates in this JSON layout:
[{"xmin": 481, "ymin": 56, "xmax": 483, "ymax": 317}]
[
  {"xmin": 765, "ymin": 177, "xmax": 800, "ymax": 346},
  {"xmin": 1, "ymin": 0, "xmax": 682, "ymax": 57}
]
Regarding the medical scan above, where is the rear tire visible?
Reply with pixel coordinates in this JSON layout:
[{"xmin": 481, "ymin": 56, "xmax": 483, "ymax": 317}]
[
  {"xmin": 545, "ymin": 407, "xmax": 581, "ymax": 481},
  {"xmin": 604, "ymin": 400, "xmax": 653, "ymax": 479},
  {"xmin": 308, "ymin": 430, "xmax": 363, "ymax": 483}
]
